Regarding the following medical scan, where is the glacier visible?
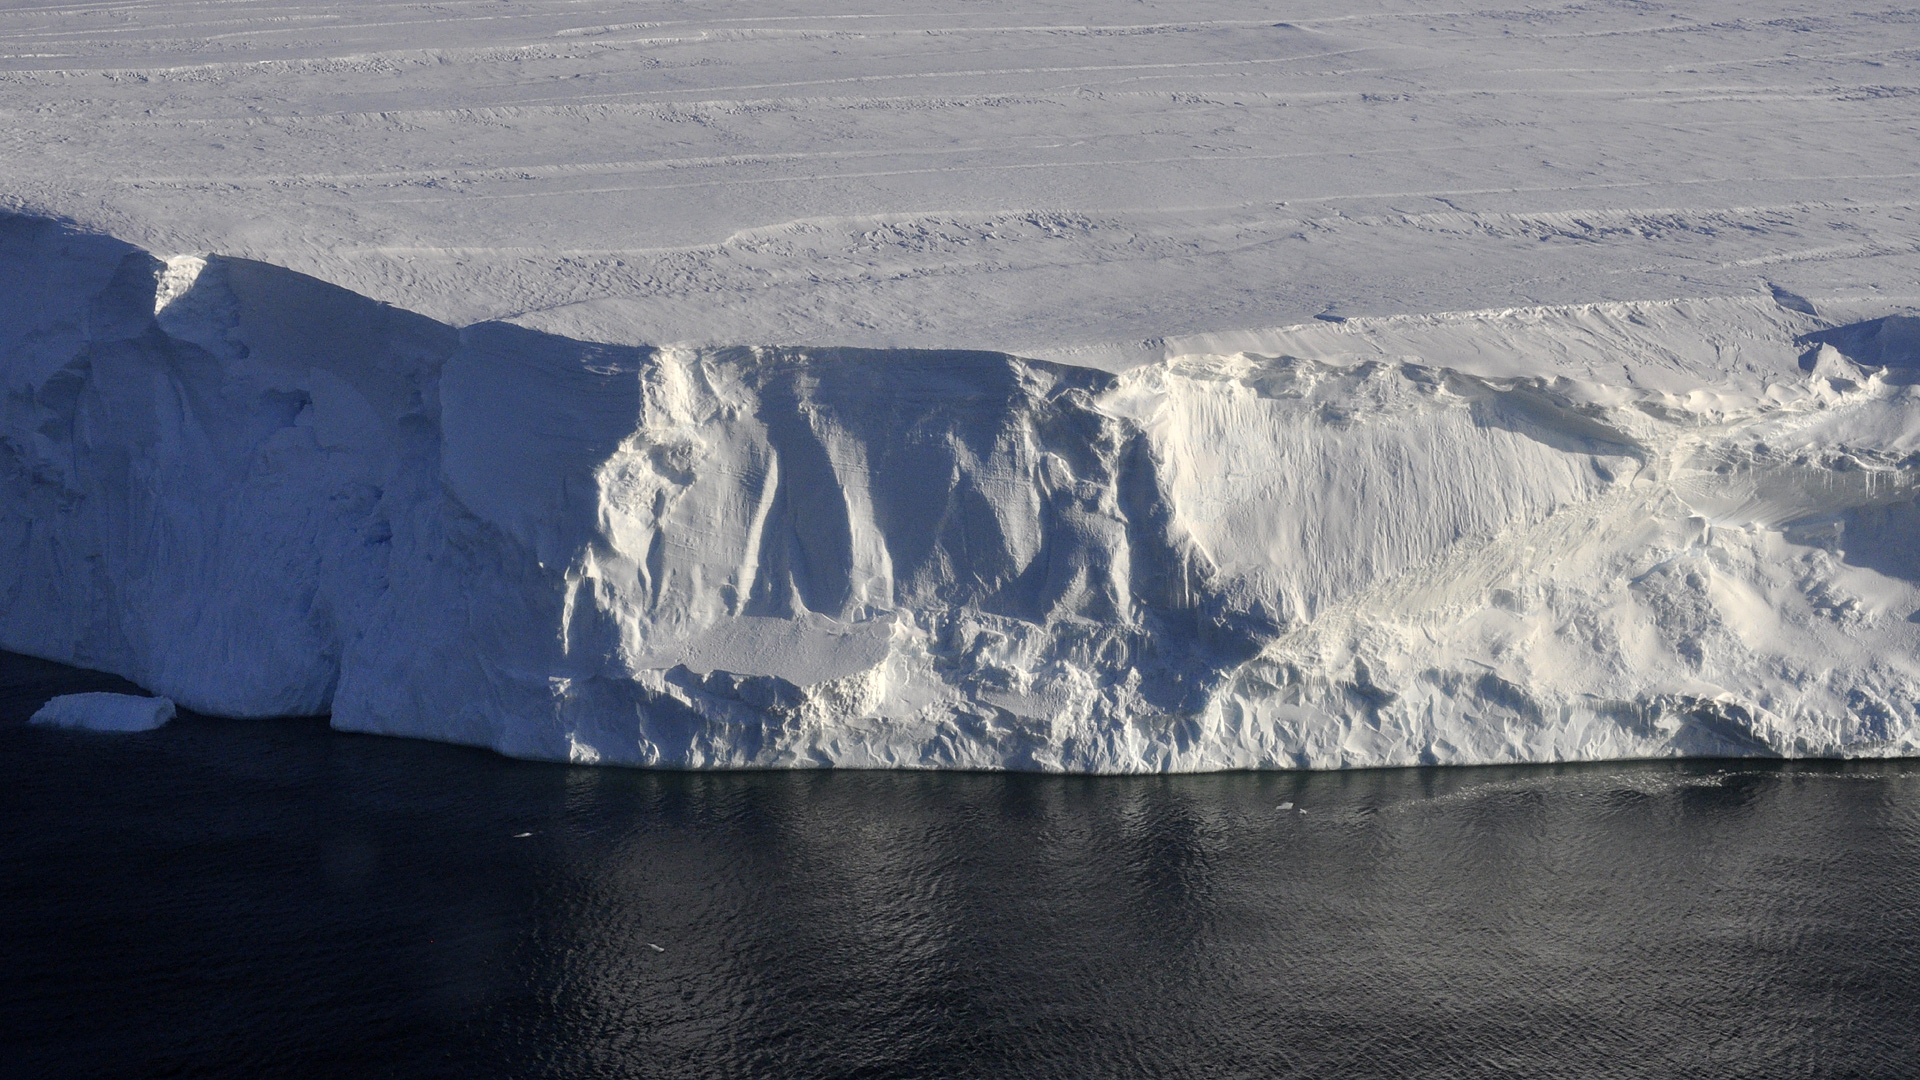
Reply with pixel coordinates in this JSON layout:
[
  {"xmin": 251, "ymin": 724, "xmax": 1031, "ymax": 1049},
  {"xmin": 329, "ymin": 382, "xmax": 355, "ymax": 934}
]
[{"xmin": 5, "ymin": 211, "xmax": 1919, "ymax": 770}]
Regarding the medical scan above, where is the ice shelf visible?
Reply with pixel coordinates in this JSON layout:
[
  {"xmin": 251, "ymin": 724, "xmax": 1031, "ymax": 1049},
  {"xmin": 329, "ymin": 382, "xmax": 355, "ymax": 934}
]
[{"xmin": 4, "ymin": 213, "xmax": 1918, "ymax": 769}]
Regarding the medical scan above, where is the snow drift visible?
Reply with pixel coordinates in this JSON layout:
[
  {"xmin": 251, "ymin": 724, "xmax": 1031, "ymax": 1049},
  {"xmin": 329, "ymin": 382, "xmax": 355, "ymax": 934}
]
[{"xmin": 5, "ymin": 213, "xmax": 1918, "ymax": 769}]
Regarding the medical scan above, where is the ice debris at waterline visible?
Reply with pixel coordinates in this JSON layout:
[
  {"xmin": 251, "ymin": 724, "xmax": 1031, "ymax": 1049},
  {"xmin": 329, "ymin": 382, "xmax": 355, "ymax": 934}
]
[
  {"xmin": 4, "ymin": 214, "xmax": 1920, "ymax": 770},
  {"xmin": 30, "ymin": 694, "xmax": 176, "ymax": 733}
]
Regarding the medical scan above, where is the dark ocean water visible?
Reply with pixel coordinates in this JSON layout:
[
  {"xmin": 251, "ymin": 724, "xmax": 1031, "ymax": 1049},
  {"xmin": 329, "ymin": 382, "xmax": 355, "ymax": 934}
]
[{"xmin": 3, "ymin": 651, "xmax": 1918, "ymax": 1080}]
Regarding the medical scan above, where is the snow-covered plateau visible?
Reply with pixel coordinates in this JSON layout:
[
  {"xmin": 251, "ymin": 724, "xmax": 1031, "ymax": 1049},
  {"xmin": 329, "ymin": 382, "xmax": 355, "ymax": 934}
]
[{"xmin": 4, "ymin": 1, "xmax": 1920, "ymax": 768}]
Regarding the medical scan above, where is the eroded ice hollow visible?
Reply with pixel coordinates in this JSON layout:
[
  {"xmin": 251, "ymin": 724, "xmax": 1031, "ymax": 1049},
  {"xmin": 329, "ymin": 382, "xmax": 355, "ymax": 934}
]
[{"xmin": 5, "ymin": 213, "xmax": 1919, "ymax": 770}]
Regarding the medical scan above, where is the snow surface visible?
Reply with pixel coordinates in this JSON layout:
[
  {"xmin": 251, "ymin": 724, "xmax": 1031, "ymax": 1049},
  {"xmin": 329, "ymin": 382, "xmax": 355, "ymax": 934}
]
[
  {"xmin": 31, "ymin": 693, "xmax": 176, "ymax": 733},
  {"xmin": 5, "ymin": 0, "xmax": 1919, "ymax": 355},
  {"xmin": 2, "ymin": 1, "xmax": 1919, "ymax": 769}
]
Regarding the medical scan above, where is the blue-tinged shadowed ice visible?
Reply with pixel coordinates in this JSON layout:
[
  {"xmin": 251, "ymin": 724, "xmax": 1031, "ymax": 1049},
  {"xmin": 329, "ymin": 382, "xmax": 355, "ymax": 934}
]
[{"xmin": 30, "ymin": 691, "xmax": 174, "ymax": 731}]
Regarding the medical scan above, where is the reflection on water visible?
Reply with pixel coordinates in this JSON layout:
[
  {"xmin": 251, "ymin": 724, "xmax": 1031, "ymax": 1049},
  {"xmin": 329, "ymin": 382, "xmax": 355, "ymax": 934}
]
[{"xmin": 3, "ymin": 653, "xmax": 1918, "ymax": 1079}]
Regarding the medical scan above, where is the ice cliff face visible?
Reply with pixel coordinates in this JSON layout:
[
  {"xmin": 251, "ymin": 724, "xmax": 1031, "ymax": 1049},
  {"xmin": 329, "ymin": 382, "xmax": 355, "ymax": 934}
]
[{"xmin": 6, "ymin": 213, "xmax": 1920, "ymax": 769}]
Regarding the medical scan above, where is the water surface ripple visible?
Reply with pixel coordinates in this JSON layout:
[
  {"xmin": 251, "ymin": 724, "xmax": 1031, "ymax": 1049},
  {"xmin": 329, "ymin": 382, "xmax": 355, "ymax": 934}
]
[{"xmin": 3, "ymin": 652, "xmax": 1917, "ymax": 1079}]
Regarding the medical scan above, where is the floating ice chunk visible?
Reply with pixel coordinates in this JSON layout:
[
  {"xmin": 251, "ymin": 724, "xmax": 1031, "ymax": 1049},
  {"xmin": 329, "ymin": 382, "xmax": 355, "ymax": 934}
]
[{"xmin": 30, "ymin": 693, "xmax": 176, "ymax": 732}]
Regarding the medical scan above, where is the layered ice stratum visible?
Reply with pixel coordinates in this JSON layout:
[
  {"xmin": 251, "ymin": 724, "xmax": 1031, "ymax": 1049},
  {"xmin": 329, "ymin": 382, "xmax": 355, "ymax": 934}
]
[{"xmin": 5, "ymin": 214, "xmax": 1919, "ymax": 769}]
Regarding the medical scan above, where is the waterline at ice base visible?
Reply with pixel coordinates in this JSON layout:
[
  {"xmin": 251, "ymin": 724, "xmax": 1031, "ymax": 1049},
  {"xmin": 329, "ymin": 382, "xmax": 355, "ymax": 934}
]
[{"xmin": 5, "ymin": 214, "xmax": 1919, "ymax": 771}]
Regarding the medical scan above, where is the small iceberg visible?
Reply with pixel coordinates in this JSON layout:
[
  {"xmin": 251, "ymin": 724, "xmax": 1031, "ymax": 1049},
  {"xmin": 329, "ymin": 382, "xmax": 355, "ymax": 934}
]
[{"xmin": 30, "ymin": 693, "xmax": 176, "ymax": 732}]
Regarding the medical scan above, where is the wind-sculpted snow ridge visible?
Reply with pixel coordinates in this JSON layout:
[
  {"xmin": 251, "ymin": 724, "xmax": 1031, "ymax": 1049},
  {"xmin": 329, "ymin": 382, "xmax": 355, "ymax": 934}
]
[{"xmin": 5, "ymin": 213, "xmax": 1919, "ymax": 770}]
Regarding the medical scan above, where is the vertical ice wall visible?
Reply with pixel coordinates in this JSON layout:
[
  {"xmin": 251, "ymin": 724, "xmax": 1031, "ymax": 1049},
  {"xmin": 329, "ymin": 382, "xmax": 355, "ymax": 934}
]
[
  {"xmin": 5, "ymin": 214, "xmax": 1919, "ymax": 769},
  {"xmin": 2, "ymin": 215, "xmax": 456, "ymax": 715}
]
